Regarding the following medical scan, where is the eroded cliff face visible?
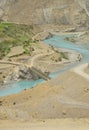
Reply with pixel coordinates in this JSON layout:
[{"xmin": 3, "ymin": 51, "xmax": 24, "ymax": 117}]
[
  {"xmin": 0, "ymin": 0, "xmax": 89, "ymax": 30},
  {"xmin": 76, "ymin": 0, "xmax": 89, "ymax": 16}
]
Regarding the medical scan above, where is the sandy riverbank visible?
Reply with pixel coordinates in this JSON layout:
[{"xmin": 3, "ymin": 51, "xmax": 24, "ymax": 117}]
[
  {"xmin": 72, "ymin": 63, "xmax": 89, "ymax": 81},
  {"xmin": 0, "ymin": 69, "xmax": 89, "ymax": 120},
  {"xmin": 0, "ymin": 69, "xmax": 89, "ymax": 129}
]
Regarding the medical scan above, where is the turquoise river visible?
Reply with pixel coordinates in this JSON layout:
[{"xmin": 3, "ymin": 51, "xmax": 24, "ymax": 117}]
[{"xmin": 0, "ymin": 34, "xmax": 89, "ymax": 96}]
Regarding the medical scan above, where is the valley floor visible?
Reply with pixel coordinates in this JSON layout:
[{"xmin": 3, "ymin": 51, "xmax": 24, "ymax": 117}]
[
  {"xmin": 0, "ymin": 118, "xmax": 89, "ymax": 130},
  {"xmin": 0, "ymin": 69, "xmax": 89, "ymax": 120},
  {"xmin": 0, "ymin": 32, "xmax": 89, "ymax": 129}
]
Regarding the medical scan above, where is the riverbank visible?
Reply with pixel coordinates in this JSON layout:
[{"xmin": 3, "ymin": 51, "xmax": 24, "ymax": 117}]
[
  {"xmin": 0, "ymin": 32, "xmax": 89, "ymax": 130},
  {"xmin": 72, "ymin": 63, "xmax": 89, "ymax": 81},
  {"xmin": 0, "ymin": 38, "xmax": 80, "ymax": 85},
  {"xmin": 0, "ymin": 69, "xmax": 89, "ymax": 120}
]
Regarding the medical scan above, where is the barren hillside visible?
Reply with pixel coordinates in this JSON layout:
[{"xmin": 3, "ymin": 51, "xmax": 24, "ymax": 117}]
[{"xmin": 0, "ymin": 0, "xmax": 89, "ymax": 30}]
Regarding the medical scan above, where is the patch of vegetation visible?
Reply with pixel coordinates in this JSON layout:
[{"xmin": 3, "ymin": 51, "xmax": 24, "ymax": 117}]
[
  {"xmin": 0, "ymin": 40, "xmax": 11, "ymax": 59},
  {"xmin": 60, "ymin": 52, "xmax": 68, "ymax": 60},
  {"xmin": 0, "ymin": 22, "xmax": 34, "ymax": 59},
  {"xmin": 23, "ymin": 40, "xmax": 35, "ymax": 55},
  {"xmin": 50, "ymin": 45, "xmax": 68, "ymax": 61}
]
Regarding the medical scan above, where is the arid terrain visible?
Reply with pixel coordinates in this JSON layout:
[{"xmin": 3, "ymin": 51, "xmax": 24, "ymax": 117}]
[{"xmin": 0, "ymin": 0, "xmax": 89, "ymax": 130}]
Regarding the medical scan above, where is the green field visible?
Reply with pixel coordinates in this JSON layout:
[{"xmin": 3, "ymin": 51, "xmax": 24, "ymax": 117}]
[{"xmin": 0, "ymin": 22, "xmax": 34, "ymax": 59}]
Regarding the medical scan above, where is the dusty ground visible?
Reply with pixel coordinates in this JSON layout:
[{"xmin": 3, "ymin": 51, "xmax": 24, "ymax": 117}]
[
  {"xmin": 85, "ymin": 64, "xmax": 89, "ymax": 74},
  {"xmin": 72, "ymin": 63, "xmax": 89, "ymax": 81},
  {"xmin": 0, "ymin": 65, "xmax": 14, "ymax": 83},
  {"xmin": 0, "ymin": 69, "xmax": 89, "ymax": 129},
  {"xmin": 0, "ymin": 119, "xmax": 89, "ymax": 130},
  {"xmin": 0, "ymin": 69, "xmax": 89, "ymax": 120},
  {"xmin": 1, "ymin": 73, "xmax": 89, "ymax": 129}
]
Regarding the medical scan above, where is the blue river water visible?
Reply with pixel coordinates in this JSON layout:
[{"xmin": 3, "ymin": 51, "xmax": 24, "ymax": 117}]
[{"xmin": 0, "ymin": 34, "xmax": 89, "ymax": 96}]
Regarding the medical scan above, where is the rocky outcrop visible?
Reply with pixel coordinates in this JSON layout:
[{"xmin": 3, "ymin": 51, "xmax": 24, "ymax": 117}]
[
  {"xmin": 0, "ymin": 0, "xmax": 89, "ymax": 30},
  {"xmin": 76, "ymin": 0, "xmax": 89, "ymax": 17},
  {"xmin": 4, "ymin": 65, "xmax": 40, "ymax": 84},
  {"xmin": 32, "ymin": 31, "xmax": 53, "ymax": 41}
]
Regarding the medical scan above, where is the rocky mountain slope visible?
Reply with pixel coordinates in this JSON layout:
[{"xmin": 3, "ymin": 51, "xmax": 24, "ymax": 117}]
[{"xmin": 0, "ymin": 0, "xmax": 89, "ymax": 29}]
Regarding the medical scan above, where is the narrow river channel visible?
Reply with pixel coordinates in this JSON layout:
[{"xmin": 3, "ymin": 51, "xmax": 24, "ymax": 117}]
[{"xmin": 0, "ymin": 34, "xmax": 89, "ymax": 96}]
